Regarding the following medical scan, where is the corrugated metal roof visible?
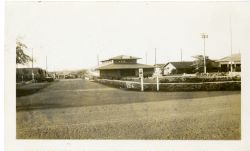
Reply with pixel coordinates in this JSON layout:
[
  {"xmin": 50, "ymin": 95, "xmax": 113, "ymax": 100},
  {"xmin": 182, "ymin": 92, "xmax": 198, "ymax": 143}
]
[{"xmin": 96, "ymin": 63, "xmax": 154, "ymax": 70}]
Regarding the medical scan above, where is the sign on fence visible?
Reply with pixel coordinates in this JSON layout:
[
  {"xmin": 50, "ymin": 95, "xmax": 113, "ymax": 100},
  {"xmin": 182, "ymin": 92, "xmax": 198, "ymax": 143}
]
[
  {"xmin": 139, "ymin": 68, "xmax": 143, "ymax": 78},
  {"xmin": 139, "ymin": 68, "xmax": 144, "ymax": 91}
]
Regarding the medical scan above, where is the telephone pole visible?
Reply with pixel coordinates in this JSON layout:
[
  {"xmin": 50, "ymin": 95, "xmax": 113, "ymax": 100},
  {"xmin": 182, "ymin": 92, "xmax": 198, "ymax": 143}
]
[
  {"xmin": 97, "ymin": 54, "xmax": 99, "ymax": 66},
  {"xmin": 154, "ymin": 48, "xmax": 157, "ymax": 65},
  {"xmin": 180, "ymin": 48, "xmax": 183, "ymax": 62},
  {"xmin": 229, "ymin": 16, "xmax": 233, "ymax": 72},
  {"xmin": 31, "ymin": 48, "xmax": 34, "ymax": 81},
  {"xmin": 46, "ymin": 56, "xmax": 48, "ymax": 76},
  {"xmin": 32, "ymin": 49, "xmax": 33, "ymax": 68},
  {"xmin": 201, "ymin": 33, "xmax": 208, "ymax": 74}
]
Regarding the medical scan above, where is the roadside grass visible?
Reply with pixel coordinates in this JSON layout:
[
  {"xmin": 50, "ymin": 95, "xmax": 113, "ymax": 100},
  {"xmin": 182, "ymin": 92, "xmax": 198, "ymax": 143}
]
[
  {"xmin": 17, "ymin": 99, "xmax": 241, "ymax": 139},
  {"xmin": 16, "ymin": 82, "xmax": 52, "ymax": 97},
  {"xmin": 16, "ymin": 79, "xmax": 241, "ymax": 139},
  {"xmin": 17, "ymin": 116, "xmax": 240, "ymax": 139}
]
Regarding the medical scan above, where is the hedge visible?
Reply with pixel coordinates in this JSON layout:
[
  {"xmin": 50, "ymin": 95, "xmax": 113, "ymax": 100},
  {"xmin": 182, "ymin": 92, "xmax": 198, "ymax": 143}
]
[
  {"xmin": 159, "ymin": 76, "xmax": 241, "ymax": 83},
  {"xmin": 95, "ymin": 79, "xmax": 241, "ymax": 91}
]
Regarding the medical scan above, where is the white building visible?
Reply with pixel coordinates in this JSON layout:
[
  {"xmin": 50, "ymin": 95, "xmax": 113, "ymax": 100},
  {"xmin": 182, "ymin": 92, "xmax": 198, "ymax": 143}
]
[{"xmin": 163, "ymin": 61, "xmax": 194, "ymax": 75}]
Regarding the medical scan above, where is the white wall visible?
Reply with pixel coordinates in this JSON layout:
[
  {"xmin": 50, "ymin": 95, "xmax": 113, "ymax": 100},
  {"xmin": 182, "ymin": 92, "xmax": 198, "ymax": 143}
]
[{"xmin": 163, "ymin": 63, "xmax": 176, "ymax": 75}]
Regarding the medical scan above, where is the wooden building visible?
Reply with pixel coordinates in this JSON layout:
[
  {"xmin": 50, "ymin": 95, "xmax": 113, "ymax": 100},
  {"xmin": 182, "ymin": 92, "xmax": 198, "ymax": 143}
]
[{"xmin": 96, "ymin": 55, "xmax": 154, "ymax": 79}]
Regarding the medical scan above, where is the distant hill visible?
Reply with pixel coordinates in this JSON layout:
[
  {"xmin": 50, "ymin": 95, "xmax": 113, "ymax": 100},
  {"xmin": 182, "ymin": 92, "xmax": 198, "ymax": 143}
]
[{"xmin": 54, "ymin": 69, "xmax": 88, "ymax": 76}]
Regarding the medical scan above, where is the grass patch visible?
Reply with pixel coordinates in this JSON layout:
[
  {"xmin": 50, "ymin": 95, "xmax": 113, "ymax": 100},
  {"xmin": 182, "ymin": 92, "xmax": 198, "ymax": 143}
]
[{"xmin": 16, "ymin": 82, "xmax": 51, "ymax": 97}]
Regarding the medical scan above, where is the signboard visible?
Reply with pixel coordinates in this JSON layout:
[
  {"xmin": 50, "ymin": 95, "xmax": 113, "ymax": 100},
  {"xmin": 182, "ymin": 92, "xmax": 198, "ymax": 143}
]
[
  {"xmin": 155, "ymin": 67, "xmax": 161, "ymax": 76},
  {"xmin": 139, "ymin": 68, "xmax": 143, "ymax": 78},
  {"xmin": 139, "ymin": 68, "xmax": 144, "ymax": 91}
]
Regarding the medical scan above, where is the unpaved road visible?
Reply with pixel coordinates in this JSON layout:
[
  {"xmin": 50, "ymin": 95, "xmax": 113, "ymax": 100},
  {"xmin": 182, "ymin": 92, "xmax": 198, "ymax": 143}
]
[{"xmin": 16, "ymin": 79, "xmax": 241, "ymax": 139}]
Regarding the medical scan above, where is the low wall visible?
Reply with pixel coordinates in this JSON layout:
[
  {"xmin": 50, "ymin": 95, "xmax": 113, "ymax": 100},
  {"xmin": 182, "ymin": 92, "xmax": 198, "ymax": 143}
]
[{"xmin": 95, "ymin": 79, "xmax": 241, "ymax": 91}]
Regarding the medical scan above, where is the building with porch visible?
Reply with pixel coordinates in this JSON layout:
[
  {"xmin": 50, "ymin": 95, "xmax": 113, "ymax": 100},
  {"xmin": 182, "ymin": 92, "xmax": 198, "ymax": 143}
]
[
  {"xmin": 217, "ymin": 53, "xmax": 241, "ymax": 72},
  {"xmin": 96, "ymin": 55, "xmax": 154, "ymax": 79}
]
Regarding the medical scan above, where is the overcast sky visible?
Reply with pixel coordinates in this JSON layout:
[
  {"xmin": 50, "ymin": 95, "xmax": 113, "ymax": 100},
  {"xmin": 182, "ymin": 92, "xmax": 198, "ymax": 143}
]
[{"xmin": 5, "ymin": 1, "xmax": 250, "ymax": 71}]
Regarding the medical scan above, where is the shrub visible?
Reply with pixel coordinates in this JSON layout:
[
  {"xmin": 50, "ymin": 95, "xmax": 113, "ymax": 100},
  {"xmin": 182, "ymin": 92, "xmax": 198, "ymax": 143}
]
[
  {"xmin": 95, "ymin": 79, "xmax": 241, "ymax": 91},
  {"xmin": 160, "ymin": 76, "xmax": 241, "ymax": 83}
]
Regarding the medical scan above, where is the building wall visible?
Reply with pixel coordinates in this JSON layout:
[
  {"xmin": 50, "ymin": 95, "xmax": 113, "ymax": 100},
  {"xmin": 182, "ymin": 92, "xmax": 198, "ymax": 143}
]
[
  {"xmin": 219, "ymin": 61, "xmax": 241, "ymax": 72},
  {"xmin": 220, "ymin": 63, "xmax": 241, "ymax": 72},
  {"xmin": 100, "ymin": 68, "xmax": 154, "ymax": 79},
  {"xmin": 100, "ymin": 60, "xmax": 113, "ymax": 66},
  {"xmin": 163, "ymin": 64, "xmax": 176, "ymax": 75},
  {"xmin": 163, "ymin": 64, "xmax": 196, "ymax": 75},
  {"xmin": 100, "ymin": 70, "xmax": 121, "ymax": 79},
  {"xmin": 113, "ymin": 59, "xmax": 137, "ymax": 64}
]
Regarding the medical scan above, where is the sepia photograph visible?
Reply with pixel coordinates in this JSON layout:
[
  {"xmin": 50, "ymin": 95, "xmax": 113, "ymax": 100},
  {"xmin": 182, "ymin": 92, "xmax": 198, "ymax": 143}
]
[{"xmin": 3, "ymin": 0, "xmax": 250, "ymax": 150}]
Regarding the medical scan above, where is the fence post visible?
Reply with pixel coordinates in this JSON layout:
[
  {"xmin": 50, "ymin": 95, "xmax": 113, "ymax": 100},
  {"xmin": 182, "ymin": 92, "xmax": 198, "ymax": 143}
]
[
  {"xmin": 157, "ymin": 75, "xmax": 159, "ymax": 91},
  {"xmin": 139, "ymin": 68, "xmax": 144, "ymax": 91},
  {"xmin": 141, "ymin": 77, "xmax": 144, "ymax": 91}
]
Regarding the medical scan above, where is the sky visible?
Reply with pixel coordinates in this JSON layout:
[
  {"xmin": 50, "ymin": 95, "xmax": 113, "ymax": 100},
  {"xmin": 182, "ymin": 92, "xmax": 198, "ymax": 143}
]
[{"xmin": 5, "ymin": 1, "xmax": 250, "ymax": 71}]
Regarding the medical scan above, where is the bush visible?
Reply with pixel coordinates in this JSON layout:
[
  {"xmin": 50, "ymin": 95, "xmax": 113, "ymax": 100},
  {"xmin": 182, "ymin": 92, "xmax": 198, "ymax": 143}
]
[
  {"xmin": 45, "ymin": 77, "xmax": 54, "ymax": 82},
  {"xmin": 160, "ymin": 76, "xmax": 241, "ymax": 83},
  {"xmin": 95, "ymin": 79, "xmax": 241, "ymax": 91}
]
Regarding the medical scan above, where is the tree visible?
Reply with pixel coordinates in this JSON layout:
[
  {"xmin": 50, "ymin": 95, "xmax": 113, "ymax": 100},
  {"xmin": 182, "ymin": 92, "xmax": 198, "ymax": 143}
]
[
  {"xmin": 192, "ymin": 55, "xmax": 218, "ymax": 73},
  {"xmin": 16, "ymin": 40, "xmax": 32, "ymax": 65}
]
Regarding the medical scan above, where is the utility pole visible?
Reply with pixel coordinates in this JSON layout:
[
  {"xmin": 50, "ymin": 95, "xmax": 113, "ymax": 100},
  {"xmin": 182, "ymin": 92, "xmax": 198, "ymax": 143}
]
[
  {"xmin": 32, "ymin": 49, "xmax": 33, "ymax": 68},
  {"xmin": 31, "ymin": 48, "xmax": 34, "ymax": 81},
  {"xmin": 53, "ymin": 65, "xmax": 56, "ymax": 79},
  {"xmin": 97, "ymin": 54, "xmax": 99, "ymax": 66},
  {"xmin": 145, "ymin": 52, "xmax": 147, "ymax": 64},
  {"xmin": 230, "ymin": 16, "xmax": 233, "ymax": 72},
  {"xmin": 46, "ymin": 56, "xmax": 48, "ymax": 77},
  {"xmin": 154, "ymin": 48, "xmax": 157, "ymax": 65},
  {"xmin": 201, "ymin": 33, "xmax": 208, "ymax": 74},
  {"xmin": 180, "ymin": 48, "xmax": 183, "ymax": 62}
]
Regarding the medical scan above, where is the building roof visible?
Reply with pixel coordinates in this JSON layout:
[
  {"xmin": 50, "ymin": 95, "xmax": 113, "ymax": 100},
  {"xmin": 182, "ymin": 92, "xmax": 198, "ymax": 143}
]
[
  {"xmin": 154, "ymin": 64, "xmax": 165, "ymax": 68},
  {"xmin": 218, "ymin": 53, "xmax": 241, "ymax": 62},
  {"xmin": 165, "ymin": 61, "xmax": 194, "ymax": 69},
  {"xmin": 96, "ymin": 63, "xmax": 154, "ymax": 70},
  {"xmin": 101, "ymin": 55, "xmax": 141, "ymax": 62}
]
